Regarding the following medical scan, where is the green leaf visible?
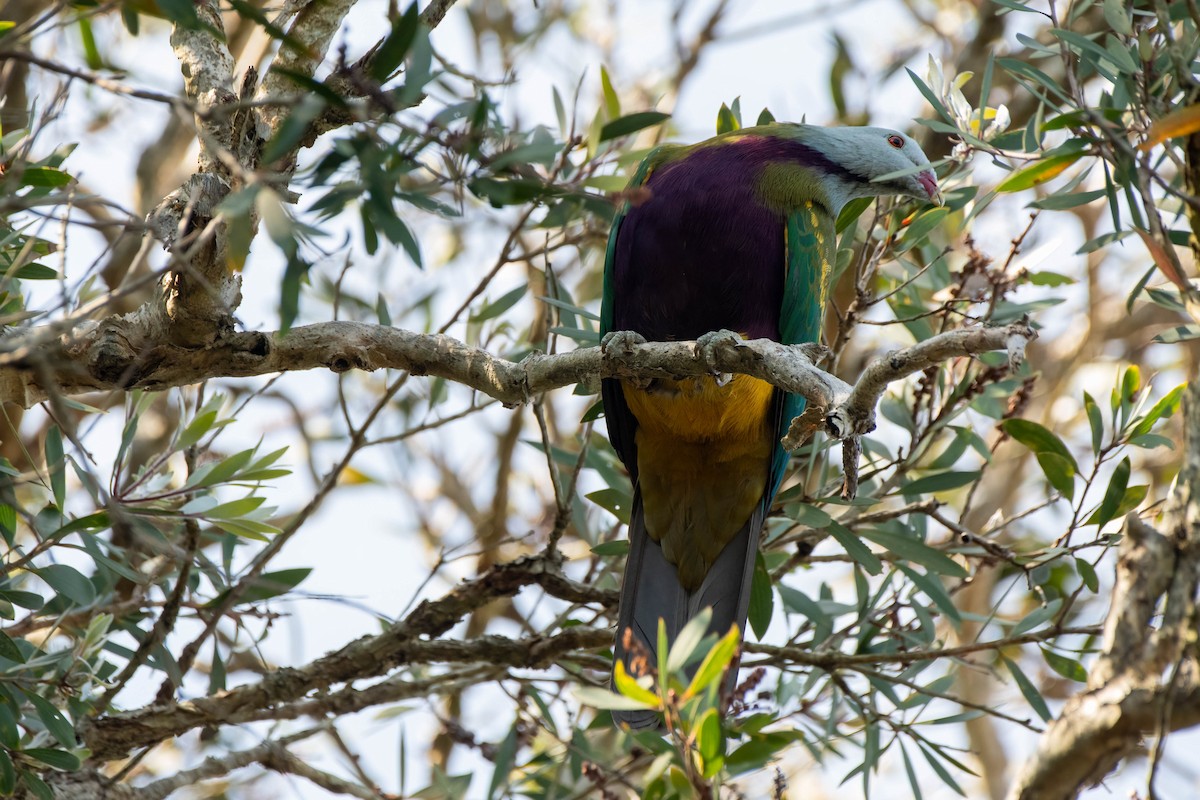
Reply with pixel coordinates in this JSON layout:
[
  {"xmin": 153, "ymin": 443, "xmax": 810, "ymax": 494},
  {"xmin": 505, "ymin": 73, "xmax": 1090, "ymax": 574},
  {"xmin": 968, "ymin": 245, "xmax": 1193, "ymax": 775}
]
[
  {"xmin": 538, "ymin": 295, "xmax": 601, "ymax": 322},
  {"xmin": 1003, "ymin": 655, "xmax": 1052, "ymax": 721},
  {"xmin": 906, "ymin": 68, "xmax": 955, "ymax": 125},
  {"xmin": 9, "ymin": 263, "xmax": 57, "ymax": 280},
  {"xmin": 697, "ymin": 707, "xmax": 722, "ymax": 762},
  {"xmin": 1154, "ymin": 324, "xmax": 1200, "ymax": 344},
  {"xmin": 1037, "ymin": 452, "xmax": 1077, "ymax": 499},
  {"xmin": 396, "ymin": 26, "xmax": 432, "ymax": 106},
  {"xmin": 1090, "ymin": 457, "xmax": 1130, "ymax": 528},
  {"xmin": 0, "ymin": 750, "xmax": 13, "ymax": 795},
  {"xmin": 1030, "ymin": 189, "xmax": 1106, "ymax": 210},
  {"xmin": 1051, "ymin": 27, "xmax": 1136, "ymax": 74},
  {"xmin": 895, "ymin": 207, "xmax": 948, "ymax": 253},
  {"xmin": 209, "ymin": 641, "xmax": 226, "ymax": 695},
  {"xmin": 0, "ymin": 632, "xmax": 23, "ymax": 663},
  {"xmin": 897, "ymin": 564, "xmax": 961, "ymax": 625},
  {"xmin": 667, "ymin": 608, "xmax": 712, "ymax": 674},
  {"xmin": 0, "ymin": 504, "xmax": 13, "ymax": 544},
  {"xmin": 206, "ymin": 568, "xmax": 309, "ymax": 608},
  {"xmin": 24, "ymin": 694, "xmax": 75, "ymax": 748},
  {"xmin": 0, "ymin": 590, "xmax": 43, "ymax": 610},
  {"xmin": 828, "ymin": 522, "xmax": 882, "ymax": 575},
  {"xmin": 998, "ymin": 58, "xmax": 1071, "ymax": 103},
  {"xmin": 901, "ymin": 470, "xmax": 981, "ymax": 496},
  {"xmin": 1130, "ymin": 384, "xmax": 1186, "ymax": 438},
  {"xmin": 35, "ymin": 564, "xmax": 95, "ymax": 606},
  {"xmin": 1023, "ymin": 271, "xmax": 1076, "ymax": 288},
  {"xmin": 19, "ymin": 167, "xmax": 72, "ymax": 188},
  {"xmin": 154, "ymin": 0, "xmax": 203, "ymax": 27},
  {"xmin": 599, "ymin": 66, "xmax": 621, "ymax": 119},
  {"xmin": 1011, "ymin": 598, "xmax": 1062, "ymax": 636},
  {"xmin": 859, "ymin": 528, "xmax": 968, "ymax": 577},
  {"xmin": 599, "ymin": 112, "xmax": 670, "ymax": 142},
  {"xmin": 1075, "ymin": 557, "xmax": 1099, "ymax": 593},
  {"xmin": 748, "ymin": 553, "xmax": 773, "ymax": 639},
  {"xmin": 915, "ymin": 741, "xmax": 967, "ymax": 797},
  {"xmin": 1041, "ymin": 647, "xmax": 1087, "ymax": 682},
  {"xmin": 21, "ymin": 771, "xmax": 53, "ymax": 800},
  {"xmin": 469, "ymin": 284, "xmax": 527, "ymax": 323},
  {"xmin": 1003, "ymin": 418, "xmax": 1078, "ymax": 468},
  {"xmin": 1102, "ymin": 0, "xmax": 1133, "ymax": 34},
  {"xmin": 715, "ymin": 103, "xmax": 740, "ymax": 134},
  {"xmin": 22, "ymin": 747, "xmax": 80, "ymax": 771},
  {"xmin": 656, "ymin": 619, "xmax": 669, "ymax": 694},
  {"xmin": 575, "ymin": 686, "xmax": 655, "ymax": 711},
  {"xmin": 585, "ymin": 488, "xmax": 631, "ymax": 524},
  {"xmin": 486, "ymin": 722, "xmax": 519, "ymax": 800},
  {"xmin": 1084, "ymin": 391, "xmax": 1104, "ymax": 455},
  {"xmin": 44, "ymin": 426, "xmax": 64, "ymax": 510},
  {"xmin": 185, "ymin": 495, "xmax": 266, "ymax": 520},
  {"xmin": 725, "ymin": 730, "xmax": 803, "ymax": 775},
  {"xmin": 590, "ymin": 539, "xmax": 629, "ymax": 557},
  {"xmin": 1120, "ymin": 365, "xmax": 1141, "ymax": 409},
  {"xmin": 835, "ymin": 196, "xmax": 873, "ymax": 233},
  {"xmin": 177, "ymin": 407, "xmax": 222, "ymax": 452},
  {"xmin": 370, "ymin": 3, "xmax": 420, "ymax": 80}
]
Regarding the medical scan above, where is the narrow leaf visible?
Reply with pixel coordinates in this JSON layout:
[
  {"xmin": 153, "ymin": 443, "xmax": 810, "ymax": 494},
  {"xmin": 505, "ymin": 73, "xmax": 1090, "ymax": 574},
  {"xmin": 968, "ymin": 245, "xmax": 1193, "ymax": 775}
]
[{"xmin": 599, "ymin": 111, "xmax": 670, "ymax": 142}]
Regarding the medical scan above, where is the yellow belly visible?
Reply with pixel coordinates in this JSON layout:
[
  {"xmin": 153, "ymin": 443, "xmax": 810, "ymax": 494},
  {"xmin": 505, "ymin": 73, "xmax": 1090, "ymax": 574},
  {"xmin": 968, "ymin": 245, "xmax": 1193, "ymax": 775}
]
[
  {"xmin": 622, "ymin": 373, "xmax": 775, "ymax": 448},
  {"xmin": 622, "ymin": 374, "xmax": 775, "ymax": 590}
]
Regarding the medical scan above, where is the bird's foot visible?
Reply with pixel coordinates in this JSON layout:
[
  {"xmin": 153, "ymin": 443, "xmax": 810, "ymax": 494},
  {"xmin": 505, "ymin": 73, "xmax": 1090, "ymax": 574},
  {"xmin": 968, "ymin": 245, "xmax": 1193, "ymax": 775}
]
[
  {"xmin": 601, "ymin": 330, "xmax": 652, "ymax": 389},
  {"xmin": 695, "ymin": 329, "xmax": 744, "ymax": 387},
  {"xmin": 600, "ymin": 330, "xmax": 648, "ymax": 354}
]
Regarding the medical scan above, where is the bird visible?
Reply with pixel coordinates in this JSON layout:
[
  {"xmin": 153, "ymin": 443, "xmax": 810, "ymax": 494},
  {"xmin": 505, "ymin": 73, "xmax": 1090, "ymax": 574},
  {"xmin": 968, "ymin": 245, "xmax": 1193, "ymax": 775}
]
[{"xmin": 599, "ymin": 122, "xmax": 939, "ymax": 728}]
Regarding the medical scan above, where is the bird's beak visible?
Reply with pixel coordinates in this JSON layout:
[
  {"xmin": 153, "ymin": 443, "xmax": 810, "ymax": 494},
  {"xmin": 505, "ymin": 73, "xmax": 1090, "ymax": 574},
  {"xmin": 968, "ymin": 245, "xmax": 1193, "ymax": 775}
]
[{"xmin": 917, "ymin": 170, "xmax": 943, "ymax": 205}]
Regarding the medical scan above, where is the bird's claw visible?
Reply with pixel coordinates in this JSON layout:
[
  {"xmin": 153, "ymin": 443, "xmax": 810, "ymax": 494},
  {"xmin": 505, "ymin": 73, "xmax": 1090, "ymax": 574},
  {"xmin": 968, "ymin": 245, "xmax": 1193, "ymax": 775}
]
[
  {"xmin": 695, "ymin": 329, "xmax": 744, "ymax": 385},
  {"xmin": 601, "ymin": 330, "xmax": 648, "ymax": 354},
  {"xmin": 601, "ymin": 331, "xmax": 652, "ymax": 389}
]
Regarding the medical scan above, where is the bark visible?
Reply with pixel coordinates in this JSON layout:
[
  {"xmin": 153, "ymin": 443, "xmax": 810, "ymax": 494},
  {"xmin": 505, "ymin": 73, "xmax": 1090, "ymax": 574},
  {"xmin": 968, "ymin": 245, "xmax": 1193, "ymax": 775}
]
[{"xmin": 0, "ymin": 319, "xmax": 1036, "ymax": 443}]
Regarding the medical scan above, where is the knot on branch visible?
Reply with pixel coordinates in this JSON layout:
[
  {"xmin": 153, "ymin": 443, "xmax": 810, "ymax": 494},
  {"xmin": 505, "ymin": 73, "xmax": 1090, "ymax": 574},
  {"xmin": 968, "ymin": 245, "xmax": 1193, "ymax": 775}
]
[
  {"xmin": 328, "ymin": 353, "xmax": 363, "ymax": 373},
  {"xmin": 89, "ymin": 322, "xmax": 146, "ymax": 387},
  {"xmin": 148, "ymin": 173, "xmax": 230, "ymax": 252}
]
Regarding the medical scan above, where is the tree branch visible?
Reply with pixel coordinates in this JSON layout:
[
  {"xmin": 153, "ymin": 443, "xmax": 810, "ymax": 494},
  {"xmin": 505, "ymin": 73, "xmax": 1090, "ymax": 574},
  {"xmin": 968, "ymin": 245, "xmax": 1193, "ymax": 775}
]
[
  {"xmin": 82, "ymin": 553, "xmax": 612, "ymax": 761},
  {"xmin": 0, "ymin": 320, "xmax": 1036, "ymax": 447}
]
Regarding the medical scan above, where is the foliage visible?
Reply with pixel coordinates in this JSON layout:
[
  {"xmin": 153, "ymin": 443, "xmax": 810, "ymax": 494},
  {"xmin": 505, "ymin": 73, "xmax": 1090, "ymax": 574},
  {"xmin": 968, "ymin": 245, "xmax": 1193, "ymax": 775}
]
[{"xmin": 0, "ymin": 1, "xmax": 1198, "ymax": 799}]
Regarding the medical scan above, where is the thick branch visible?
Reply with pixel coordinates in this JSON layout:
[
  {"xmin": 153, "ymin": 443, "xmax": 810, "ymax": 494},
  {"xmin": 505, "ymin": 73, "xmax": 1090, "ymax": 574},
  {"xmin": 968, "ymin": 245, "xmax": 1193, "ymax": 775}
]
[{"xmin": 0, "ymin": 321, "xmax": 1035, "ymax": 444}]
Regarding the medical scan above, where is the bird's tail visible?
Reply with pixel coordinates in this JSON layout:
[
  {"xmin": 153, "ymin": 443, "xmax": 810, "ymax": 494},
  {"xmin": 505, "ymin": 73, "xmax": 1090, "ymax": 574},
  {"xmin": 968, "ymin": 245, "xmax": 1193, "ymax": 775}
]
[{"xmin": 611, "ymin": 490, "xmax": 764, "ymax": 729}]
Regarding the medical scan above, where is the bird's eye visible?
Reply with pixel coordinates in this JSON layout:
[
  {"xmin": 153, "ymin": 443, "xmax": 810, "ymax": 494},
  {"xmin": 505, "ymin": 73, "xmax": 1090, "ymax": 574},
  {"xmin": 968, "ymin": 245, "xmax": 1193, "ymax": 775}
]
[{"xmin": 887, "ymin": 134, "xmax": 905, "ymax": 149}]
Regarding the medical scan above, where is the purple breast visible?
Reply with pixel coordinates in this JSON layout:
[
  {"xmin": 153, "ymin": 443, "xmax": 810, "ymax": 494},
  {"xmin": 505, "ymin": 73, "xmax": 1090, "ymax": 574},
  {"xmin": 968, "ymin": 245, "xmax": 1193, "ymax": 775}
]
[{"xmin": 612, "ymin": 137, "xmax": 806, "ymax": 342}]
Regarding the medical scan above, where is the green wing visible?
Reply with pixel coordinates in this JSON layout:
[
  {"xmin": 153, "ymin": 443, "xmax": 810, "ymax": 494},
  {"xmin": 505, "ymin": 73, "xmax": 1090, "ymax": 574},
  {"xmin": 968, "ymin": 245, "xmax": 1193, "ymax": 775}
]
[{"xmin": 770, "ymin": 203, "xmax": 836, "ymax": 497}]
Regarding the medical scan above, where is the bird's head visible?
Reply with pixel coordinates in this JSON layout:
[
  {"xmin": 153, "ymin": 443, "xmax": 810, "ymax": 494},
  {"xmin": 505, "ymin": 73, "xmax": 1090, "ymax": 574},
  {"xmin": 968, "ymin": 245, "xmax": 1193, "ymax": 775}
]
[{"xmin": 784, "ymin": 124, "xmax": 942, "ymax": 210}]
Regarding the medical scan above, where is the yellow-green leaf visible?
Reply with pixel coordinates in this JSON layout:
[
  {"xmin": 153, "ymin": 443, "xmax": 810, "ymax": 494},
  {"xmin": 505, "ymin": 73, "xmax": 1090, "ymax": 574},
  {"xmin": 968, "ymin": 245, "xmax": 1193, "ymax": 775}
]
[
  {"xmin": 995, "ymin": 153, "xmax": 1082, "ymax": 192},
  {"xmin": 683, "ymin": 625, "xmax": 739, "ymax": 701},
  {"xmin": 612, "ymin": 660, "xmax": 661, "ymax": 708},
  {"xmin": 1141, "ymin": 104, "xmax": 1200, "ymax": 151}
]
